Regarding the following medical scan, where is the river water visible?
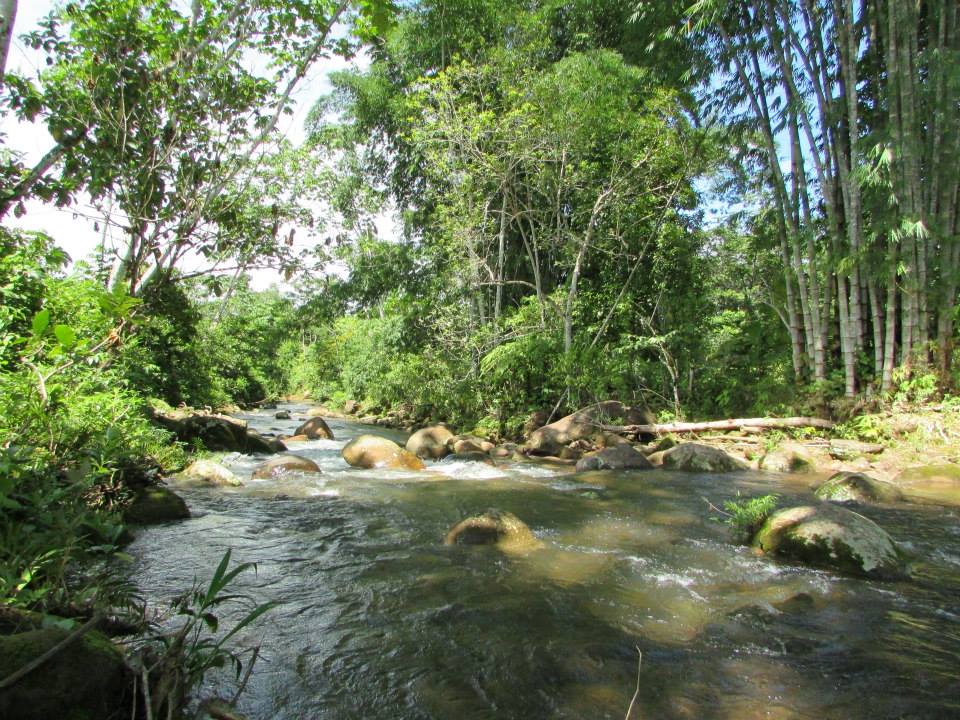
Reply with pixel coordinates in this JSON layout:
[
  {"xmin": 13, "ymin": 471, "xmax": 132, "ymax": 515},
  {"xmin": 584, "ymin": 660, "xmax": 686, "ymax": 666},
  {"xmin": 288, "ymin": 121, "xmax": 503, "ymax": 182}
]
[{"xmin": 129, "ymin": 405, "xmax": 960, "ymax": 719}]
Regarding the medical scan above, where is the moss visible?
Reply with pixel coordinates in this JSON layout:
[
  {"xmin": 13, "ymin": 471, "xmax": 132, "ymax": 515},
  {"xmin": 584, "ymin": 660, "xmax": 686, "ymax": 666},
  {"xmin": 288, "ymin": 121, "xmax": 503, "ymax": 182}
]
[
  {"xmin": 814, "ymin": 472, "xmax": 904, "ymax": 504},
  {"xmin": 0, "ymin": 626, "xmax": 133, "ymax": 720},
  {"xmin": 752, "ymin": 504, "xmax": 904, "ymax": 579}
]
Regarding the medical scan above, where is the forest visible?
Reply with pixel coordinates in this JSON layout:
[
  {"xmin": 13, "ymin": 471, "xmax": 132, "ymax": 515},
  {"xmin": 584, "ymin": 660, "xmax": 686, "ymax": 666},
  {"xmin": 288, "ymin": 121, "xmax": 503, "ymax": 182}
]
[{"xmin": 0, "ymin": 0, "xmax": 959, "ymax": 719}]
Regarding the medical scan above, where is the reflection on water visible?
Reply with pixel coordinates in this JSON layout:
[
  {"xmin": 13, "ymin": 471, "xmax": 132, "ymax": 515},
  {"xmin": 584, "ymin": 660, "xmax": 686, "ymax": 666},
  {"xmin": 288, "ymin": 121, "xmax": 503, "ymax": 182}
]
[{"xmin": 129, "ymin": 406, "xmax": 960, "ymax": 719}]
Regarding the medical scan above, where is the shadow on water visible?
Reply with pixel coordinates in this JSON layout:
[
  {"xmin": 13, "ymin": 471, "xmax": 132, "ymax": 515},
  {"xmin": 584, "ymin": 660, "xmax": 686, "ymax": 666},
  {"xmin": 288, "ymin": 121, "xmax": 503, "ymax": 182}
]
[{"xmin": 128, "ymin": 408, "xmax": 960, "ymax": 719}]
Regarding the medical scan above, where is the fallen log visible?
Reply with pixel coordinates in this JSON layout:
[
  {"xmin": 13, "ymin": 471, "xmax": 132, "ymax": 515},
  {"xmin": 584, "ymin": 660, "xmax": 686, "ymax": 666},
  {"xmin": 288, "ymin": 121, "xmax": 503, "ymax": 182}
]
[{"xmin": 595, "ymin": 416, "xmax": 834, "ymax": 435}]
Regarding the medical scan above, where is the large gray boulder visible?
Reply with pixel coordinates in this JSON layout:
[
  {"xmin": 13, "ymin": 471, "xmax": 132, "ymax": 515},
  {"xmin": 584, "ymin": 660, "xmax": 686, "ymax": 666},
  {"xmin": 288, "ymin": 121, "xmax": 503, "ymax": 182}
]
[
  {"xmin": 575, "ymin": 444, "xmax": 653, "ymax": 472},
  {"xmin": 406, "ymin": 425, "xmax": 454, "ymax": 459},
  {"xmin": 526, "ymin": 401, "xmax": 654, "ymax": 456},
  {"xmin": 751, "ymin": 504, "xmax": 904, "ymax": 579},
  {"xmin": 342, "ymin": 434, "xmax": 426, "ymax": 471},
  {"xmin": 814, "ymin": 471, "xmax": 905, "ymax": 504},
  {"xmin": 661, "ymin": 442, "xmax": 747, "ymax": 472}
]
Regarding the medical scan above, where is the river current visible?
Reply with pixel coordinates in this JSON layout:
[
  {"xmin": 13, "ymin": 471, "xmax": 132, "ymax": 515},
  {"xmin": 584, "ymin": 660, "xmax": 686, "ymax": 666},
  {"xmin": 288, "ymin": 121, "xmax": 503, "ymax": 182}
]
[{"xmin": 128, "ymin": 405, "xmax": 960, "ymax": 719}]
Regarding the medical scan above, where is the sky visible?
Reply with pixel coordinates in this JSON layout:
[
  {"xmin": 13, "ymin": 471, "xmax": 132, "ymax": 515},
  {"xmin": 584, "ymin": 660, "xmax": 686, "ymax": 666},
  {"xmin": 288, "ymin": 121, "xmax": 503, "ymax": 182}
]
[{"xmin": 1, "ymin": 0, "xmax": 375, "ymax": 290}]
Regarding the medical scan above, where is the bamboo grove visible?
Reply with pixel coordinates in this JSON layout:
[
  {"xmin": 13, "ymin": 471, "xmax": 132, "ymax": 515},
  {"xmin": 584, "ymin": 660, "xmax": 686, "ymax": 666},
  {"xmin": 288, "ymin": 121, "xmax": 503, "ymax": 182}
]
[{"xmin": 694, "ymin": 0, "xmax": 960, "ymax": 395}]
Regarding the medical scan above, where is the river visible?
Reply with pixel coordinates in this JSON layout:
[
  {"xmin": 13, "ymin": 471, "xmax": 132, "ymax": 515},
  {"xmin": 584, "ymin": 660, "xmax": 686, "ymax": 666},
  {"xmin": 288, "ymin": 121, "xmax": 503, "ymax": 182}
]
[{"xmin": 128, "ymin": 405, "xmax": 960, "ymax": 719}]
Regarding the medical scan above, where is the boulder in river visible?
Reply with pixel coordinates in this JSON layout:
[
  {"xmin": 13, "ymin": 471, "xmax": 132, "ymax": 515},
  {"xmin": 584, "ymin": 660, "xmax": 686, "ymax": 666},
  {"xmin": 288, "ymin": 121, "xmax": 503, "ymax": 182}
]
[
  {"xmin": 759, "ymin": 441, "xmax": 817, "ymax": 473},
  {"xmin": 575, "ymin": 444, "xmax": 653, "ymax": 472},
  {"xmin": 406, "ymin": 425, "xmax": 454, "ymax": 459},
  {"xmin": 448, "ymin": 435, "xmax": 495, "ymax": 455},
  {"xmin": 526, "ymin": 401, "xmax": 654, "ymax": 456},
  {"xmin": 491, "ymin": 443, "xmax": 520, "ymax": 458},
  {"xmin": 661, "ymin": 442, "xmax": 747, "ymax": 473},
  {"xmin": 275, "ymin": 410, "xmax": 292, "ymax": 420},
  {"xmin": 814, "ymin": 471, "xmax": 905, "ymax": 504},
  {"xmin": 152, "ymin": 409, "xmax": 280, "ymax": 454},
  {"xmin": 0, "ymin": 625, "xmax": 134, "ymax": 720},
  {"xmin": 342, "ymin": 434, "xmax": 426, "ymax": 471},
  {"xmin": 176, "ymin": 459, "xmax": 243, "ymax": 487},
  {"xmin": 893, "ymin": 464, "xmax": 960, "ymax": 505},
  {"xmin": 444, "ymin": 509, "xmax": 540, "ymax": 551},
  {"xmin": 124, "ymin": 485, "xmax": 190, "ymax": 524},
  {"xmin": 294, "ymin": 416, "xmax": 334, "ymax": 440},
  {"xmin": 252, "ymin": 454, "xmax": 321, "ymax": 479},
  {"xmin": 751, "ymin": 504, "xmax": 904, "ymax": 579}
]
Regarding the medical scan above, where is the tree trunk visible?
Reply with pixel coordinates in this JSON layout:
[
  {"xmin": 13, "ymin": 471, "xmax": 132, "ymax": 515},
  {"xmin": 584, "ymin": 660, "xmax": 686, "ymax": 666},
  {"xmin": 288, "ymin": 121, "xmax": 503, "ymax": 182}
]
[
  {"xmin": 594, "ymin": 416, "xmax": 835, "ymax": 435},
  {"xmin": 0, "ymin": 0, "xmax": 16, "ymax": 82}
]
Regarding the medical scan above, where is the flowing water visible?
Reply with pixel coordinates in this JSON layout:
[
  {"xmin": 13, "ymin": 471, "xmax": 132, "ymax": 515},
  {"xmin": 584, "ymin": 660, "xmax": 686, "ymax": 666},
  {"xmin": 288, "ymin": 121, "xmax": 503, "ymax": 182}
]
[{"xmin": 129, "ymin": 405, "xmax": 960, "ymax": 719}]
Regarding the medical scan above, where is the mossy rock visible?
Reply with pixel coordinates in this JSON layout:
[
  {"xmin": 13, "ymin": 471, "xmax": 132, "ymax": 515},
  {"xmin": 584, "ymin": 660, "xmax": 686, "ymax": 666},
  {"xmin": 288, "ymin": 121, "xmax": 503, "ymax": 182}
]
[
  {"xmin": 895, "ymin": 463, "xmax": 960, "ymax": 485},
  {"xmin": 814, "ymin": 472, "xmax": 904, "ymax": 504},
  {"xmin": 661, "ymin": 442, "xmax": 747, "ymax": 473},
  {"xmin": 759, "ymin": 442, "xmax": 816, "ymax": 474},
  {"xmin": 751, "ymin": 504, "xmax": 904, "ymax": 579},
  {"xmin": 123, "ymin": 486, "xmax": 190, "ymax": 524},
  {"xmin": 0, "ymin": 626, "xmax": 133, "ymax": 720}
]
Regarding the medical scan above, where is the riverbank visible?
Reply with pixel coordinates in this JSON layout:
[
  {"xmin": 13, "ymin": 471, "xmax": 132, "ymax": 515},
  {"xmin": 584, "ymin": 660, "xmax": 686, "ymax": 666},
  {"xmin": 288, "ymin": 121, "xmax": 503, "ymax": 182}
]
[{"xmin": 289, "ymin": 396, "xmax": 960, "ymax": 505}]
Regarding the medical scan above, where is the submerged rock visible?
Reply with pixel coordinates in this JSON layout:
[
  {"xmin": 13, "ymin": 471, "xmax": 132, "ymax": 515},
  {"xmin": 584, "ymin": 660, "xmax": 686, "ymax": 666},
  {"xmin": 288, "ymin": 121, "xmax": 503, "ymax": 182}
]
[
  {"xmin": 294, "ymin": 416, "xmax": 334, "ymax": 440},
  {"xmin": 124, "ymin": 485, "xmax": 190, "ymax": 524},
  {"xmin": 751, "ymin": 504, "xmax": 904, "ymax": 579},
  {"xmin": 342, "ymin": 434, "xmax": 426, "ymax": 471},
  {"xmin": 661, "ymin": 442, "xmax": 747, "ymax": 473},
  {"xmin": 575, "ymin": 444, "xmax": 653, "ymax": 472},
  {"xmin": 406, "ymin": 425, "xmax": 454, "ymax": 459},
  {"xmin": 176, "ymin": 459, "xmax": 243, "ymax": 487},
  {"xmin": 0, "ymin": 626, "xmax": 133, "ymax": 720},
  {"xmin": 252, "ymin": 454, "xmax": 321, "ymax": 479},
  {"xmin": 444, "ymin": 509, "xmax": 540, "ymax": 551},
  {"xmin": 441, "ymin": 451, "xmax": 495, "ymax": 465},
  {"xmin": 526, "ymin": 401, "xmax": 654, "ymax": 456},
  {"xmin": 814, "ymin": 471, "xmax": 905, "ymax": 504}
]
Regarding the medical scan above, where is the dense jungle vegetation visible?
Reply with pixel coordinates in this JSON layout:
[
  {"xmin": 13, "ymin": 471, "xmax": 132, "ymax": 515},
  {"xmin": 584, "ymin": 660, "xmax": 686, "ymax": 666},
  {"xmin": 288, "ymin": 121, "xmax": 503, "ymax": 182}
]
[{"xmin": 0, "ymin": 0, "xmax": 957, "ymax": 714}]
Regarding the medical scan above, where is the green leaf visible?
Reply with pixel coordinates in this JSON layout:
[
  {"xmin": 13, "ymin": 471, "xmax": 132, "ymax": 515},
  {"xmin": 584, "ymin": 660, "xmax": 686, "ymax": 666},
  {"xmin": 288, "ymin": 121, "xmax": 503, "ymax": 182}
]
[
  {"xmin": 54, "ymin": 324, "xmax": 77, "ymax": 349},
  {"xmin": 31, "ymin": 309, "xmax": 50, "ymax": 336}
]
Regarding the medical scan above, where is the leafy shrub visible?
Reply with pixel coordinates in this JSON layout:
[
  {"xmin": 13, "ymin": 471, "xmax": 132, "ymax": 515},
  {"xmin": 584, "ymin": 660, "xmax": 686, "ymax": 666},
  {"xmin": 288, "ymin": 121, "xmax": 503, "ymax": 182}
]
[{"xmin": 723, "ymin": 493, "xmax": 779, "ymax": 544}]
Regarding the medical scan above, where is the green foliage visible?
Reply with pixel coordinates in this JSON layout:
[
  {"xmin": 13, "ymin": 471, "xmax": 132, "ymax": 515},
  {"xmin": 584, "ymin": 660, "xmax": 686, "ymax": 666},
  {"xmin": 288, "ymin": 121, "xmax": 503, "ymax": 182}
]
[
  {"xmin": 0, "ymin": 260, "xmax": 183, "ymax": 613},
  {"xmin": 723, "ymin": 493, "xmax": 779, "ymax": 544},
  {"xmin": 132, "ymin": 550, "xmax": 277, "ymax": 718},
  {"xmin": 835, "ymin": 414, "xmax": 890, "ymax": 443}
]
